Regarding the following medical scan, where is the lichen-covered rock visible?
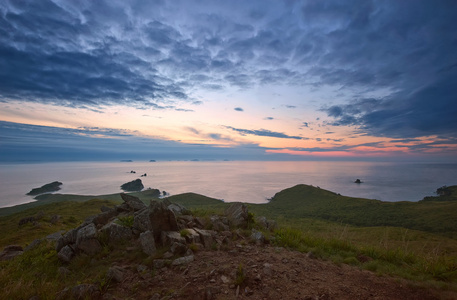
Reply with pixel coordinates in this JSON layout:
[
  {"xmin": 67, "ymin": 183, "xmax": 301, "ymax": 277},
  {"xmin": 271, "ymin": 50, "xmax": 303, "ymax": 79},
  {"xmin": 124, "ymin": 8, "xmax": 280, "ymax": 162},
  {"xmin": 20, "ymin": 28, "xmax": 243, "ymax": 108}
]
[
  {"xmin": 107, "ymin": 266, "xmax": 125, "ymax": 283},
  {"xmin": 167, "ymin": 203, "xmax": 191, "ymax": 215},
  {"xmin": 93, "ymin": 209, "xmax": 118, "ymax": 226},
  {"xmin": 170, "ymin": 242, "xmax": 187, "ymax": 255},
  {"xmin": 139, "ymin": 230, "xmax": 156, "ymax": 256},
  {"xmin": 181, "ymin": 228, "xmax": 201, "ymax": 244}
]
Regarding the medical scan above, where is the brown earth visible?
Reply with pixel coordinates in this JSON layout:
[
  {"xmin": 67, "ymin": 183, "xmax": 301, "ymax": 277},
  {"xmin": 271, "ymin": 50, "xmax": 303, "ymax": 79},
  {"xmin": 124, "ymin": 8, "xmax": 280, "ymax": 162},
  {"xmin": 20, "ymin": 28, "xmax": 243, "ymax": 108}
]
[{"xmin": 107, "ymin": 243, "xmax": 452, "ymax": 300}]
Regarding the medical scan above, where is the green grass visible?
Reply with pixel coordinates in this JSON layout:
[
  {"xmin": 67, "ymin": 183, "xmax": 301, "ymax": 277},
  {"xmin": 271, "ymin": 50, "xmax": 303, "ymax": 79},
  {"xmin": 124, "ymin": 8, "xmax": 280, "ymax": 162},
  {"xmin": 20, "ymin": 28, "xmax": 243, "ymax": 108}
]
[{"xmin": 1, "ymin": 184, "xmax": 457, "ymax": 296}]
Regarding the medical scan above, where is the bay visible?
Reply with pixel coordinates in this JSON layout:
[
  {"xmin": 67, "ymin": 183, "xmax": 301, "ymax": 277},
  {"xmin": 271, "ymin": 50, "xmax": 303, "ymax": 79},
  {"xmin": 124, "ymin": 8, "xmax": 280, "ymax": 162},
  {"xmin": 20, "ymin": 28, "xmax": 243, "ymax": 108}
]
[{"xmin": 0, "ymin": 161, "xmax": 456, "ymax": 208}]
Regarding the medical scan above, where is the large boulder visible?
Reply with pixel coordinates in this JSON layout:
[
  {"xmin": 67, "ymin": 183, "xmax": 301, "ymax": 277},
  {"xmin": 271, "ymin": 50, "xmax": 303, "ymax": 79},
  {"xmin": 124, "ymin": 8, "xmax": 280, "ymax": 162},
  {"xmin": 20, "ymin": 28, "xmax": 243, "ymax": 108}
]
[
  {"xmin": 120, "ymin": 193, "xmax": 147, "ymax": 211},
  {"xmin": 149, "ymin": 201, "xmax": 179, "ymax": 241},
  {"xmin": 57, "ymin": 245, "xmax": 75, "ymax": 263}
]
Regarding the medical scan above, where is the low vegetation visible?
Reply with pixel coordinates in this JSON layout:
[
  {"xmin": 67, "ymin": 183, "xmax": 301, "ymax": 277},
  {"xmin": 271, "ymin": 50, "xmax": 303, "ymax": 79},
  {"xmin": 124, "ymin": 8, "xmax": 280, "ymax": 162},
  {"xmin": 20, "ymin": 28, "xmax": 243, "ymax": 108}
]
[{"xmin": 0, "ymin": 184, "xmax": 456, "ymax": 297}]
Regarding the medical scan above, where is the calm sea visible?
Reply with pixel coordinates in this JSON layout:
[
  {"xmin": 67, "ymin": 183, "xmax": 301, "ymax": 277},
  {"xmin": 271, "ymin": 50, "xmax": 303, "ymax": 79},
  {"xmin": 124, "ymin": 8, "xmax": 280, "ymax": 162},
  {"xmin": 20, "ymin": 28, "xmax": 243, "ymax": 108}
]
[{"xmin": 0, "ymin": 161, "xmax": 456, "ymax": 208}]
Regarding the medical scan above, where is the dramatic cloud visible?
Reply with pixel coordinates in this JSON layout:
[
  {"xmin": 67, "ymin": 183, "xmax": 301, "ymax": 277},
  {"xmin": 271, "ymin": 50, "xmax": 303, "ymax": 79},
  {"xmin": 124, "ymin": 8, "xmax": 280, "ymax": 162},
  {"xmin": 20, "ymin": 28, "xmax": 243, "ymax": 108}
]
[{"xmin": 0, "ymin": 0, "xmax": 456, "ymax": 160}]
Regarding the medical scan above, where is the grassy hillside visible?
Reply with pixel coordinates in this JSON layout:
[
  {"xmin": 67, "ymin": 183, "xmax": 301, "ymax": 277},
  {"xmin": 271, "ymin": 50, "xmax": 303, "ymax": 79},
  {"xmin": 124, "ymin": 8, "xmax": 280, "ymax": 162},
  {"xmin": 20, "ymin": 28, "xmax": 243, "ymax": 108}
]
[{"xmin": 250, "ymin": 184, "xmax": 457, "ymax": 238}]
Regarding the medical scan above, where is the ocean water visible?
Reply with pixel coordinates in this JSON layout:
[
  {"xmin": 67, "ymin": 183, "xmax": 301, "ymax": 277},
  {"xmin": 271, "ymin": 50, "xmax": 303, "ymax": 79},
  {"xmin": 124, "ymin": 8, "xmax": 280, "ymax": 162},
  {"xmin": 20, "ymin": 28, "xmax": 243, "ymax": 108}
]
[{"xmin": 0, "ymin": 161, "xmax": 456, "ymax": 208}]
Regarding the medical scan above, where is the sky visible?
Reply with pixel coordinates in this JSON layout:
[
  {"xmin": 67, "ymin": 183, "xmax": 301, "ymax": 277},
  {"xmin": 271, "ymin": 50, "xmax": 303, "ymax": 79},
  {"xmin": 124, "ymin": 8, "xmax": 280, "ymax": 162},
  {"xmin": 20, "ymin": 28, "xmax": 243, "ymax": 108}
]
[{"xmin": 1, "ymin": 0, "xmax": 457, "ymax": 162}]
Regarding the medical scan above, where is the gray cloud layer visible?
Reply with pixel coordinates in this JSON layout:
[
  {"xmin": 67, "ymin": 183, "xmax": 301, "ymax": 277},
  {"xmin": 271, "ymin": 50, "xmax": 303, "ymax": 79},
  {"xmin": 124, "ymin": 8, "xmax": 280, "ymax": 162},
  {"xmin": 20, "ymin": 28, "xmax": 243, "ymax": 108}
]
[{"xmin": 1, "ymin": 0, "xmax": 456, "ymax": 140}]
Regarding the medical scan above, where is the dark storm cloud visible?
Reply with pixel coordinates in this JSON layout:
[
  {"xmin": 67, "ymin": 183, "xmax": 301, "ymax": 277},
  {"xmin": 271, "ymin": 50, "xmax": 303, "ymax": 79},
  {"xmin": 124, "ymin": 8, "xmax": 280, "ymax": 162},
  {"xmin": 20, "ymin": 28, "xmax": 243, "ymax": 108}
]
[
  {"xmin": 225, "ymin": 126, "xmax": 305, "ymax": 140},
  {"xmin": 324, "ymin": 71, "xmax": 457, "ymax": 138}
]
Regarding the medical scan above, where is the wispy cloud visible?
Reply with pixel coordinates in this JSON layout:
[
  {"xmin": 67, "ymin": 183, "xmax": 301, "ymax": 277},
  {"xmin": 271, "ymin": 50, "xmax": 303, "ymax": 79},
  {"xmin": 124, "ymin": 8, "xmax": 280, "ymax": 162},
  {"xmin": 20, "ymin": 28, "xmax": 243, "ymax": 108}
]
[{"xmin": 225, "ymin": 126, "xmax": 305, "ymax": 140}]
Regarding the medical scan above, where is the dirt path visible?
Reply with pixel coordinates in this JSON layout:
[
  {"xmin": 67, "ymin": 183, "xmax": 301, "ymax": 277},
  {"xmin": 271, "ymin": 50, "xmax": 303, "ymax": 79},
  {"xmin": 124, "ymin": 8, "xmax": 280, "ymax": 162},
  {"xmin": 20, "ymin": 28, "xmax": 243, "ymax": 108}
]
[{"xmin": 111, "ymin": 244, "xmax": 450, "ymax": 300}]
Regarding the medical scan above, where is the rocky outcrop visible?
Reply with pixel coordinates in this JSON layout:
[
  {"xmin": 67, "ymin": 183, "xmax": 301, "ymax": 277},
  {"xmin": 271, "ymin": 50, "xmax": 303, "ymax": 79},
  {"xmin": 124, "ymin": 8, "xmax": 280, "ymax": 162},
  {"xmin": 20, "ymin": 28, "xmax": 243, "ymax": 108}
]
[
  {"xmin": 26, "ymin": 181, "xmax": 63, "ymax": 196},
  {"xmin": 54, "ymin": 192, "xmax": 271, "ymax": 274},
  {"xmin": 120, "ymin": 179, "xmax": 144, "ymax": 191}
]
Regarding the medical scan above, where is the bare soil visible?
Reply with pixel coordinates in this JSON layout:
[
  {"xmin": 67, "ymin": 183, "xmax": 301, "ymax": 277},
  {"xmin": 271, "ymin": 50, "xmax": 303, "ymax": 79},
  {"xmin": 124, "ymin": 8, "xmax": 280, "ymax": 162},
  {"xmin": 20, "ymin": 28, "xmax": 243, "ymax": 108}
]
[{"xmin": 108, "ymin": 243, "xmax": 453, "ymax": 300}]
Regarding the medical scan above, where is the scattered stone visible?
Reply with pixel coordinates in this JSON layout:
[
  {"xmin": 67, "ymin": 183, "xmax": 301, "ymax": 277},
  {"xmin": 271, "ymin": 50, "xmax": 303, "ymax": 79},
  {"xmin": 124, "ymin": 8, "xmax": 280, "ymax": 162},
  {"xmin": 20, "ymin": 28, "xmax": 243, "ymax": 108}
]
[
  {"xmin": 307, "ymin": 251, "xmax": 316, "ymax": 259},
  {"xmin": 153, "ymin": 259, "xmax": 170, "ymax": 269},
  {"xmin": 250, "ymin": 229, "xmax": 265, "ymax": 245},
  {"xmin": 0, "ymin": 245, "xmax": 24, "ymax": 261},
  {"xmin": 139, "ymin": 231, "xmax": 157, "ymax": 256},
  {"xmin": 172, "ymin": 255, "xmax": 194, "ymax": 266},
  {"xmin": 170, "ymin": 242, "xmax": 188, "ymax": 255},
  {"xmin": 194, "ymin": 228, "xmax": 216, "ymax": 249},
  {"xmin": 70, "ymin": 284, "xmax": 99, "ymax": 300},
  {"xmin": 46, "ymin": 230, "xmax": 65, "ymax": 243},
  {"xmin": 263, "ymin": 263, "xmax": 273, "ymax": 276},
  {"xmin": 57, "ymin": 245, "xmax": 75, "ymax": 263},
  {"xmin": 107, "ymin": 266, "xmax": 125, "ymax": 283},
  {"xmin": 50, "ymin": 215, "xmax": 61, "ymax": 224},
  {"xmin": 24, "ymin": 239, "xmax": 42, "ymax": 252},
  {"xmin": 161, "ymin": 231, "xmax": 186, "ymax": 246},
  {"xmin": 137, "ymin": 264, "xmax": 148, "ymax": 273},
  {"xmin": 56, "ymin": 228, "xmax": 77, "ymax": 252},
  {"xmin": 221, "ymin": 275, "xmax": 230, "ymax": 284}
]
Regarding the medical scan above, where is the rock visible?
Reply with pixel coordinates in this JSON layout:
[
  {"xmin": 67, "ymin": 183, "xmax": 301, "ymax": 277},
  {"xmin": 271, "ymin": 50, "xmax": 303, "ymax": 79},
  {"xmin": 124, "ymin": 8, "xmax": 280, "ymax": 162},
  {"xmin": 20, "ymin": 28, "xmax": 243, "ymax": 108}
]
[
  {"xmin": 167, "ymin": 203, "xmax": 191, "ymax": 215},
  {"xmin": 194, "ymin": 228, "xmax": 216, "ymax": 249},
  {"xmin": 0, "ymin": 245, "xmax": 23, "ymax": 261},
  {"xmin": 56, "ymin": 228, "xmax": 77, "ymax": 252},
  {"xmin": 26, "ymin": 181, "xmax": 62, "ymax": 196},
  {"xmin": 100, "ymin": 222, "xmax": 133, "ymax": 243},
  {"xmin": 50, "ymin": 215, "xmax": 61, "ymax": 224},
  {"xmin": 76, "ymin": 223, "xmax": 97, "ymax": 246},
  {"xmin": 250, "ymin": 229, "xmax": 265, "ymax": 245},
  {"xmin": 263, "ymin": 263, "xmax": 273, "ymax": 276},
  {"xmin": 139, "ymin": 231, "xmax": 157, "ymax": 256},
  {"xmin": 170, "ymin": 242, "xmax": 188, "ymax": 255},
  {"xmin": 120, "ymin": 179, "xmax": 144, "ymax": 192},
  {"xmin": 100, "ymin": 205, "xmax": 113, "ymax": 213},
  {"xmin": 210, "ymin": 215, "xmax": 230, "ymax": 231},
  {"xmin": 133, "ymin": 208, "xmax": 151, "ymax": 232},
  {"xmin": 255, "ymin": 216, "xmax": 276, "ymax": 231},
  {"xmin": 161, "ymin": 231, "xmax": 186, "ymax": 246},
  {"xmin": 149, "ymin": 201, "xmax": 179, "ymax": 241},
  {"xmin": 171, "ymin": 255, "xmax": 194, "ymax": 266},
  {"xmin": 93, "ymin": 209, "xmax": 118, "ymax": 226},
  {"xmin": 107, "ymin": 266, "xmax": 125, "ymax": 283},
  {"xmin": 181, "ymin": 228, "xmax": 201, "ymax": 244},
  {"xmin": 70, "ymin": 284, "xmax": 99, "ymax": 300},
  {"xmin": 225, "ymin": 203, "xmax": 249, "ymax": 228},
  {"xmin": 24, "ymin": 239, "xmax": 42, "ymax": 252},
  {"xmin": 354, "ymin": 179, "xmax": 363, "ymax": 184},
  {"xmin": 120, "ymin": 193, "xmax": 147, "ymax": 211},
  {"xmin": 46, "ymin": 230, "xmax": 65, "ymax": 243},
  {"xmin": 137, "ymin": 264, "xmax": 148, "ymax": 273},
  {"xmin": 78, "ymin": 238, "xmax": 102, "ymax": 255},
  {"xmin": 153, "ymin": 259, "xmax": 171, "ymax": 269},
  {"xmin": 57, "ymin": 245, "xmax": 75, "ymax": 263},
  {"xmin": 306, "ymin": 251, "xmax": 316, "ymax": 259}
]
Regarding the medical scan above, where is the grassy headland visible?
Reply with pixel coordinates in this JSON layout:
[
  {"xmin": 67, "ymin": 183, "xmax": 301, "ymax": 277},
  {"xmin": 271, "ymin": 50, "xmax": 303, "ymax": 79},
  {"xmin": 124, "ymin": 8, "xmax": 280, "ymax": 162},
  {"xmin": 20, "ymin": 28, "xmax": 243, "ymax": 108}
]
[{"xmin": 0, "ymin": 184, "xmax": 457, "ymax": 297}]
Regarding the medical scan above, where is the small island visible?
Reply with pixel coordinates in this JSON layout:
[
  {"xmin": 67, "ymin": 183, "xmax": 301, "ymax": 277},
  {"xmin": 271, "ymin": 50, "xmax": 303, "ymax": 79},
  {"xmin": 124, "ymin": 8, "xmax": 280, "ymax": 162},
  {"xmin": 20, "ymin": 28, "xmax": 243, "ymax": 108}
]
[
  {"xmin": 120, "ymin": 179, "xmax": 144, "ymax": 192},
  {"xmin": 354, "ymin": 179, "xmax": 363, "ymax": 184},
  {"xmin": 26, "ymin": 181, "xmax": 63, "ymax": 196}
]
